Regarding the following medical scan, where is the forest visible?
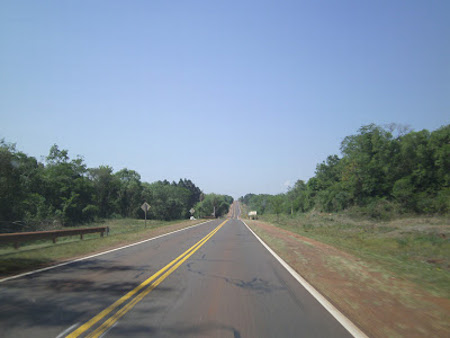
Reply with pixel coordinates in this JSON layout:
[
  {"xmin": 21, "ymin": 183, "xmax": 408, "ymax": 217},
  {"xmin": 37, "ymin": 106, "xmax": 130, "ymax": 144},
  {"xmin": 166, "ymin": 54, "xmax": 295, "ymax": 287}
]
[
  {"xmin": 240, "ymin": 124, "xmax": 449, "ymax": 219},
  {"xmin": 0, "ymin": 141, "xmax": 232, "ymax": 229}
]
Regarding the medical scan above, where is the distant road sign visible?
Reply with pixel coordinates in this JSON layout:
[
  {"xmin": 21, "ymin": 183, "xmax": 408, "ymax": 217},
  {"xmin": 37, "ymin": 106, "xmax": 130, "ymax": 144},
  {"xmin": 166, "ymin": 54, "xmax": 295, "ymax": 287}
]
[
  {"xmin": 190, "ymin": 208, "xmax": 195, "ymax": 214},
  {"xmin": 141, "ymin": 202, "xmax": 151, "ymax": 212},
  {"xmin": 141, "ymin": 202, "xmax": 151, "ymax": 228}
]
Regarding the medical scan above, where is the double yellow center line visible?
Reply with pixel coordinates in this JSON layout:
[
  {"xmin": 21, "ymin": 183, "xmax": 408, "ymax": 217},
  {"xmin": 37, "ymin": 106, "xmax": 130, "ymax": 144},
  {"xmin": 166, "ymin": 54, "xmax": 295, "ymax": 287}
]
[{"xmin": 67, "ymin": 220, "xmax": 228, "ymax": 338}]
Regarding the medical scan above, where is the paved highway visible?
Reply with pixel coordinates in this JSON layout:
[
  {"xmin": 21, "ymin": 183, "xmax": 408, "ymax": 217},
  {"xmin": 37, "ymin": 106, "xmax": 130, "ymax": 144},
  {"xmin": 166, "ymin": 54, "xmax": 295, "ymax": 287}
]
[{"xmin": 0, "ymin": 203, "xmax": 356, "ymax": 337}]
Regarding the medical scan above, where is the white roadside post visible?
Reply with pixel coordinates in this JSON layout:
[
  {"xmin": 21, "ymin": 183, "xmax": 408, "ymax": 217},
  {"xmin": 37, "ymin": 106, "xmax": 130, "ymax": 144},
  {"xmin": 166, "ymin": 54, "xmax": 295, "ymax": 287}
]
[
  {"xmin": 141, "ymin": 202, "xmax": 151, "ymax": 228},
  {"xmin": 189, "ymin": 208, "xmax": 195, "ymax": 220}
]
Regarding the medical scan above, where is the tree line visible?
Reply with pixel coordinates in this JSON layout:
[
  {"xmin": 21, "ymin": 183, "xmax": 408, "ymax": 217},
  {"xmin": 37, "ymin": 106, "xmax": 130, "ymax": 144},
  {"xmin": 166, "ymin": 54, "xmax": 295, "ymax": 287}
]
[
  {"xmin": 240, "ymin": 124, "xmax": 449, "ymax": 218},
  {"xmin": 0, "ymin": 141, "xmax": 232, "ymax": 228},
  {"xmin": 194, "ymin": 193, "xmax": 234, "ymax": 219}
]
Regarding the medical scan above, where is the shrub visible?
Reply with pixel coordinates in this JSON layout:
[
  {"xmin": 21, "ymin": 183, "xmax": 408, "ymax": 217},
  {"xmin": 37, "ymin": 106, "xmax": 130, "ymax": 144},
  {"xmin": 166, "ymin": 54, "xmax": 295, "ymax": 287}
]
[
  {"xmin": 434, "ymin": 188, "xmax": 450, "ymax": 214},
  {"xmin": 82, "ymin": 204, "xmax": 99, "ymax": 222}
]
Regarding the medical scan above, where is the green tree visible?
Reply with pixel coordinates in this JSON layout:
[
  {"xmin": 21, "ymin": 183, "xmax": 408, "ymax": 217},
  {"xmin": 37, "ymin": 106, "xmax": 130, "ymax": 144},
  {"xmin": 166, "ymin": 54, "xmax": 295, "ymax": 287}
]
[
  {"xmin": 286, "ymin": 180, "xmax": 307, "ymax": 213},
  {"xmin": 340, "ymin": 124, "xmax": 395, "ymax": 205},
  {"xmin": 0, "ymin": 141, "xmax": 24, "ymax": 221},
  {"xmin": 270, "ymin": 195, "xmax": 284, "ymax": 221},
  {"xmin": 115, "ymin": 168, "xmax": 143, "ymax": 217},
  {"xmin": 42, "ymin": 145, "xmax": 94, "ymax": 225},
  {"xmin": 142, "ymin": 181, "xmax": 191, "ymax": 220},
  {"xmin": 194, "ymin": 193, "xmax": 233, "ymax": 218},
  {"xmin": 89, "ymin": 165, "xmax": 120, "ymax": 218},
  {"xmin": 177, "ymin": 179, "xmax": 202, "ymax": 216}
]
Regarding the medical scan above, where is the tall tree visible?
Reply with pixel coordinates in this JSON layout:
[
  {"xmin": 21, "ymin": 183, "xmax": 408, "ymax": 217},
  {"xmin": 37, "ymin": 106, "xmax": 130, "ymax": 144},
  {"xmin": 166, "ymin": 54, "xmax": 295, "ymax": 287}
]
[
  {"xmin": 115, "ymin": 168, "xmax": 143, "ymax": 217},
  {"xmin": 89, "ymin": 166, "xmax": 120, "ymax": 218}
]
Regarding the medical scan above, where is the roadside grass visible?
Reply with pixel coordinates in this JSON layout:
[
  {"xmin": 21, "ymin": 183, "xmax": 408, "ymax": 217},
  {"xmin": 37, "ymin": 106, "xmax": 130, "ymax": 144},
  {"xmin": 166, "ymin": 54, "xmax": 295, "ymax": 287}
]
[
  {"xmin": 0, "ymin": 218, "xmax": 203, "ymax": 277},
  {"xmin": 255, "ymin": 212, "xmax": 450, "ymax": 298},
  {"xmin": 247, "ymin": 219, "xmax": 450, "ymax": 337}
]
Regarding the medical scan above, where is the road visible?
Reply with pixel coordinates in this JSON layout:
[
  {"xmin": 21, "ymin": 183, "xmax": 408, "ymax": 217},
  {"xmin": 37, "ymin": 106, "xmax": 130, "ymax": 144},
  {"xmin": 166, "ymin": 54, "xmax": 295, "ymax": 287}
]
[{"xmin": 0, "ymin": 203, "xmax": 355, "ymax": 337}]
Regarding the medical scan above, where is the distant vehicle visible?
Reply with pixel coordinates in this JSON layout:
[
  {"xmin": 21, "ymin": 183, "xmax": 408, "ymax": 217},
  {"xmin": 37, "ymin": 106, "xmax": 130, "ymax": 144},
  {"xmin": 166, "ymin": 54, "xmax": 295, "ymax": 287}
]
[{"xmin": 248, "ymin": 211, "xmax": 257, "ymax": 220}]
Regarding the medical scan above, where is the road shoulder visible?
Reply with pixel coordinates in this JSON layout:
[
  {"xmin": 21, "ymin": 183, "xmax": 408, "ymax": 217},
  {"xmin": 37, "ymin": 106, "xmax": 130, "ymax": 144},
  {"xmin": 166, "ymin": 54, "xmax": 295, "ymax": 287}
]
[
  {"xmin": 0, "ymin": 219, "xmax": 209, "ymax": 282},
  {"xmin": 246, "ymin": 219, "xmax": 450, "ymax": 338}
]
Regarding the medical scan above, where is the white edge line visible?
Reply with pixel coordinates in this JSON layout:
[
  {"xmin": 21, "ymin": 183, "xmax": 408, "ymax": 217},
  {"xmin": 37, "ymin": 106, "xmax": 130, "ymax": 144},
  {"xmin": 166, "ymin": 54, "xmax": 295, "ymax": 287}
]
[
  {"xmin": 0, "ymin": 220, "xmax": 215, "ymax": 284},
  {"xmin": 55, "ymin": 323, "xmax": 80, "ymax": 338},
  {"xmin": 242, "ymin": 220, "xmax": 369, "ymax": 338}
]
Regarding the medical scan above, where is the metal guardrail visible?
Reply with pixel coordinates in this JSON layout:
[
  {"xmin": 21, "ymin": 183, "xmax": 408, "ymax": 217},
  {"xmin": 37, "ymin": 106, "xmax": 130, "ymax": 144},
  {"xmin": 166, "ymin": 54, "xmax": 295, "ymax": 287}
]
[{"xmin": 0, "ymin": 227, "xmax": 109, "ymax": 249}]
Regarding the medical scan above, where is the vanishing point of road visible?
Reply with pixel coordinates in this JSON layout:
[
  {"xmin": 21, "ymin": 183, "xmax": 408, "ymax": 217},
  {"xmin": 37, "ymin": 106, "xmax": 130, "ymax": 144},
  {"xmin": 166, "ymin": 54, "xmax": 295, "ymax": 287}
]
[{"xmin": 0, "ymin": 203, "xmax": 359, "ymax": 337}]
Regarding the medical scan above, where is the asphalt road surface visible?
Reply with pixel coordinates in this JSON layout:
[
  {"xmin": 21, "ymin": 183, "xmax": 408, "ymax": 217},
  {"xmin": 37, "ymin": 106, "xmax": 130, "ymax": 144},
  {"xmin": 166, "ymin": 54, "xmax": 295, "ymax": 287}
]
[{"xmin": 0, "ymin": 203, "xmax": 355, "ymax": 337}]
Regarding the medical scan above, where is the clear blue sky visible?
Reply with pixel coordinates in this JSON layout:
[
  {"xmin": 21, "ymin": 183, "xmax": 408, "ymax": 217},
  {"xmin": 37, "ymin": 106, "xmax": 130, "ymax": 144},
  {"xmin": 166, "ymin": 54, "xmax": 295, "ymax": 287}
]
[{"xmin": 1, "ymin": 1, "xmax": 449, "ymax": 198}]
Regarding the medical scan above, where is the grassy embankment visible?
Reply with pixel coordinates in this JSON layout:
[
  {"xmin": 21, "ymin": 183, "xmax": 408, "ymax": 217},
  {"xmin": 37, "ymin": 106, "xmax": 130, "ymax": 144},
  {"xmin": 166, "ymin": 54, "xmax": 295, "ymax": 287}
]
[
  {"xmin": 0, "ymin": 218, "xmax": 203, "ymax": 277},
  {"xmin": 243, "ymin": 208, "xmax": 450, "ymax": 336},
  {"xmin": 243, "ymin": 207, "xmax": 449, "ymax": 298}
]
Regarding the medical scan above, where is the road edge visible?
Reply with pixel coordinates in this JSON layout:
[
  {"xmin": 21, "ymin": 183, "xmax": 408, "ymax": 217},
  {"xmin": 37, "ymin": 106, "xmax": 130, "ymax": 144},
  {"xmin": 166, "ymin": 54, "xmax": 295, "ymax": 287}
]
[
  {"xmin": 242, "ymin": 220, "xmax": 369, "ymax": 338},
  {"xmin": 0, "ymin": 219, "xmax": 215, "ymax": 283}
]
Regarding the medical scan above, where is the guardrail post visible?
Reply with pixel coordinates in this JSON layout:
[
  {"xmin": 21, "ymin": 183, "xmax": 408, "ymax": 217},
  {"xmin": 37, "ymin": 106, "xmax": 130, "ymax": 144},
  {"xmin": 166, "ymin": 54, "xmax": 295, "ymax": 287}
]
[
  {"xmin": 52, "ymin": 236, "xmax": 56, "ymax": 244},
  {"xmin": 14, "ymin": 242, "xmax": 19, "ymax": 249},
  {"xmin": 80, "ymin": 234, "xmax": 84, "ymax": 240}
]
